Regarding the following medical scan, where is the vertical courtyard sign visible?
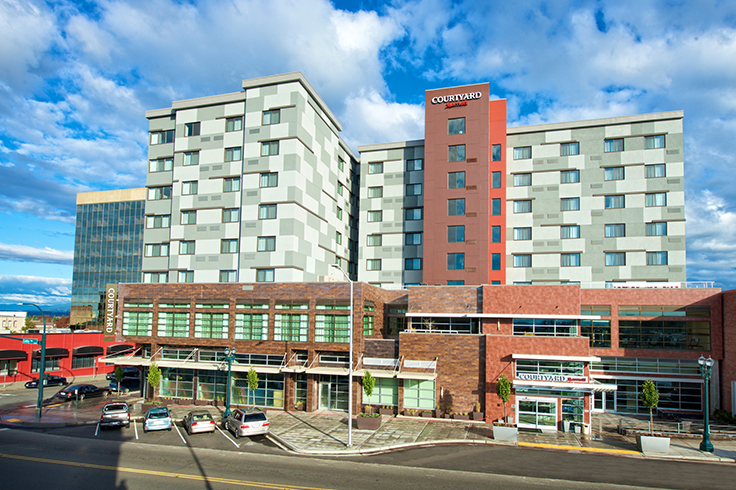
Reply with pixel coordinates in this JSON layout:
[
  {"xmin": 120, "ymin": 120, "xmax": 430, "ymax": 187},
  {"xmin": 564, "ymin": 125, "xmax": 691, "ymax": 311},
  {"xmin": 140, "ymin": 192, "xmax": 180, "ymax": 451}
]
[{"xmin": 104, "ymin": 284, "xmax": 117, "ymax": 342}]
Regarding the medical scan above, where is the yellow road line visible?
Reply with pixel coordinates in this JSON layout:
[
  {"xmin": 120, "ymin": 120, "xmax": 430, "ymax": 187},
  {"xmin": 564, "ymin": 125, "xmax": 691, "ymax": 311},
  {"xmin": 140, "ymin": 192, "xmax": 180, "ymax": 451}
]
[
  {"xmin": 0, "ymin": 452, "xmax": 334, "ymax": 490},
  {"xmin": 518, "ymin": 442, "xmax": 640, "ymax": 455}
]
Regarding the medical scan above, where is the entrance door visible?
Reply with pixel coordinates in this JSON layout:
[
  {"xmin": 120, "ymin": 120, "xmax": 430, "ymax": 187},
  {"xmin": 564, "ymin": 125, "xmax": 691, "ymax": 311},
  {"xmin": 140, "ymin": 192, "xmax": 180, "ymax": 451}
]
[
  {"xmin": 517, "ymin": 397, "xmax": 558, "ymax": 429},
  {"xmin": 319, "ymin": 375, "xmax": 348, "ymax": 411},
  {"xmin": 593, "ymin": 391, "xmax": 616, "ymax": 412}
]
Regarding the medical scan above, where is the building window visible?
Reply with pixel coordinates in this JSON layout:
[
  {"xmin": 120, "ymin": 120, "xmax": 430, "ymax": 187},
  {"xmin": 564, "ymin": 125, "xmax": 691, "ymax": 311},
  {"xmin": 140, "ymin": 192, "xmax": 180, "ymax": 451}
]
[
  {"xmin": 225, "ymin": 147, "xmax": 242, "ymax": 161},
  {"xmin": 618, "ymin": 322, "xmax": 710, "ymax": 351},
  {"xmin": 491, "ymin": 225, "xmax": 501, "ymax": 243},
  {"xmin": 261, "ymin": 141, "xmax": 279, "ymax": 156},
  {"xmin": 491, "ymin": 253, "xmax": 501, "ymax": 271},
  {"xmin": 181, "ymin": 210, "xmax": 197, "ymax": 225},
  {"xmin": 514, "ymin": 227, "xmax": 531, "ymax": 240},
  {"xmin": 183, "ymin": 151, "xmax": 199, "ymax": 166},
  {"xmin": 561, "ymin": 142, "xmax": 579, "ymax": 156},
  {"xmin": 195, "ymin": 312, "xmax": 229, "ymax": 339},
  {"xmin": 221, "ymin": 239, "xmax": 238, "ymax": 253},
  {"xmin": 260, "ymin": 172, "xmax": 278, "ymax": 188},
  {"xmin": 448, "ymin": 225, "xmax": 465, "ymax": 243},
  {"xmin": 144, "ymin": 272, "xmax": 168, "ymax": 283},
  {"xmin": 157, "ymin": 311, "xmax": 189, "ymax": 337},
  {"xmin": 513, "ymin": 254, "xmax": 531, "ymax": 267},
  {"xmin": 605, "ymin": 252, "xmax": 626, "ymax": 266},
  {"xmin": 561, "ymin": 169, "xmax": 580, "ymax": 183},
  {"xmin": 146, "ymin": 215, "xmax": 170, "ymax": 228},
  {"xmin": 646, "ymin": 164, "xmax": 666, "ymax": 178},
  {"xmin": 219, "ymin": 270, "xmax": 237, "ymax": 282},
  {"xmin": 123, "ymin": 311, "xmax": 153, "ymax": 336},
  {"xmin": 226, "ymin": 117, "xmax": 243, "ymax": 132},
  {"xmin": 224, "ymin": 177, "xmax": 240, "ymax": 192},
  {"xmin": 647, "ymin": 251, "xmax": 668, "ymax": 265},
  {"xmin": 256, "ymin": 269, "xmax": 275, "ymax": 282},
  {"xmin": 405, "ymin": 258, "xmax": 422, "ymax": 270},
  {"xmin": 604, "ymin": 138, "xmax": 624, "ymax": 152},
  {"xmin": 514, "ymin": 173, "xmax": 531, "ymax": 186},
  {"xmin": 222, "ymin": 208, "xmax": 239, "ymax": 223},
  {"xmin": 145, "ymin": 243, "xmax": 169, "ymax": 257},
  {"xmin": 150, "ymin": 130, "xmax": 173, "ymax": 145},
  {"xmin": 447, "ymin": 253, "xmax": 464, "ymax": 270},
  {"xmin": 513, "ymin": 320, "xmax": 577, "ymax": 337},
  {"xmin": 178, "ymin": 270, "xmax": 194, "ymax": 283},
  {"xmin": 259, "ymin": 204, "xmax": 277, "ymax": 220},
  {"xmin": 235, "ymin": 313, "xmax": 269, "ymax": 341},
  {"xmin": 492, "ymin": 198, "xmax": 501, "ymax": 215},
  {"xmin": 315, "ymin": 314, "xmax": 350, "ymax": 343},
  {"xmin": 274, "ymin": 313, "xmax": 308, "ymax": 342},
  {"xmin": 263, "ymin": 109, "xmax": 280, "ymax": 125},
  {"xmin": 148, "ymin": 186, "xmax": 172, "ymax": 200},
  {"xmin": 368, "ymin": 162, "xmax": 383, "ymax": 174},
  {"xmin": 367, "ymin": 234, "xmax": 382, "ymax": 246},
  {"xmin": 605, "ymin": 224, "xmax": 626, "ymax": 237},
  {"xmin": 560, "ymin": 225, "xmax": 579, "ymax": 239},
  {"xmin": 336, "ymin": 207, "xmax": 343, "ymax": 220},
  {"xmin": 646, "ymin": 222, "xmax": 667, "ymax": 236},
  {"xmin": 405, "ymin": 208, "xmax": 422, "ymax": 220},
  {"xmin": 149, "ymin": 157, "xmax": 173, "ymax": 172},
  {"xmin": 561, "ymin": 197, "xmax": 580, "ymax": 211},
  {"xmin": 182, "ymin": 181, "xmax": 198, "ymax": 195},
  {"xmin": 257, "ymin": 236, "xmax": 276, "ymax": 252},
  {"xmin": 514, "ymin": 200, "xmax": 531, "ymax": 213},
  {"xmin": 337, "ymin": 182, "xmax": 344, "ymax": 196},
  {"xmin": 579, "ymin": 320, "xmax": 611, "ymax": 348},
  {"xmin": 363, "ymin": 315, "xmax": 375, "ymax": 336},
  {"xmin": 404, "ymin": 379, "xmax": 435, "ymax": 410},
  {"xmin": 513, "ymin": 146, "xmax": 531, "ymax": 159},
  {"xmin": 491, "ymin": 171, "xmax": 501, "ymax": 188},
  {"xmin": 492, "ymin": 144, "xmax": 501, "ymax": 162},
  {"xmin": 179, "ymin": 241, "xmax": 195, "ymax": 255},
  {"xmin": 448, "ymin": 171, "xmax": 465, "ymax": 189},
  {"xmin": 645, "ymin": 135, "xmax": 665, "ymax": 149},
  {"xmin": 448, "ymin": 198, "xmax": 465, "ymax": 216},
  {"xmin": 336, "ymin": 231, "xmax": 342, "ymax": 245},
  {"xmin": 406, "ymin": 184, "xmax": 422, "ymax": 196},
  {"xmin": 367, "ymin": 259, "xmax": 382, "ymax": 271},
  {"xmin": 448, "ymin": 117, "xmax": 465, "ymax": 135},
  {"xmin": 561, "ymin": 253, "xmax": 580, "ymax": 267},
  {"xmin": 646, "ymin": 193, "xmax": 667, "ymax": 207},
  {"xmin": 605, "ymin": 195, "xmax": 625, "ymax": 209},
  {"xmin": 407, "ymin": 159, "xmax": 423, "ymax": 171},
  {"xmin": 405, "ymin": 232, "xmax": 422, "ymax": 245},
  {"xmin": 368, "ymin": 186, "xmax": 383, "ymax": 198},
  {"xmin": 185, "ymin": 122, "xmax": 201, "ymax": 137},
  {"xmin": 367, "ymin": 210, "xmax": 382, "ymax": 222},
  {"xmin": 448, "ymin": 144, "xmax": 465, "ymax": 162},
  {"xmin": 604, "ymin": 167, "xmax": 625, "ymax": 181}
]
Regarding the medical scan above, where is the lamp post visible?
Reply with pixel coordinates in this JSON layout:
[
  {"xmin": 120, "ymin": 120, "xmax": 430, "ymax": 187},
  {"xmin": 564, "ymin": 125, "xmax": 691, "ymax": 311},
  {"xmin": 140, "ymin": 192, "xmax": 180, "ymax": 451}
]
[
  {"xmin": 330, "ymin": 263, "xmax": 354, "ymax": 447},
  {"xmin": 21, "ymin": 303, "xmax": 46, "ymax": 419},
  {"xmin": 698, "ymin": 355, "xmax": 715, "ymax": 453},
  {"xmin": 223, "ymin": 347, "xmax": 237, "ymax": 418}
]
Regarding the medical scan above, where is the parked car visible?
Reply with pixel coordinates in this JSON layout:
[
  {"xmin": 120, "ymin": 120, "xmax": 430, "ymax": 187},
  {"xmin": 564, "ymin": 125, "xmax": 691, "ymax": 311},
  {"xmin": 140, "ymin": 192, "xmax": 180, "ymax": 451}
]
[
  {"xmin": 100, "ymin": 402, "xmax": 130, "ymax": 429},
  {"xmin": 24, "ymin": 374, "xmax": 67, "ymax": 388},
  {"xmin": 56, "ymin": 384, "xmax": 110, "ymax": 401},
  {"xmin": 223, "ymin": 409, "xmax": 269, "ymax": 438},
  {"xmin": 143, "ymin": 406, "xmax": 172, "ymax": 433},
  {"xmin": 108, "ymin": 378, "xmax": 140, "ymax": 393},
  {"xmin": 106, "ymin": 366, "xmax": 140, "ymax": 380},
  {"xmin": 182, "ymin": 410, "xmax": 216, "ymax": 435}
]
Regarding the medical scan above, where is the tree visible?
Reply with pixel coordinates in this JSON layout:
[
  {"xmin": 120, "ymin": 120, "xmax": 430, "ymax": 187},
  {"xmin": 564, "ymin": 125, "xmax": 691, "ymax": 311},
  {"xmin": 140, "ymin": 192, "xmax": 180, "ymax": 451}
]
[
  {"xmin": 362, "ymin": 370, "xmax": 375, "ymax": 409},
  {"xmin": 496, "ymin": 375, "xmax": 511, "ymax": 421},
  {"xmin": 23, "ymin": 317, "xmax": 35, "ymax": 331},
  {"xmin": 114, "ymin": 366, "xmax": 124, "ymax": 394},
  {"xmin": 147, "ymin": 361, "xmax": 161, "ymax": 401},
  {"xmin": 247, "ymin": 367, "xmax": 259, "ymax": 407},
  {"xmin": 640, "ymin": 379, "xmax": 660, "ymax": 435}
]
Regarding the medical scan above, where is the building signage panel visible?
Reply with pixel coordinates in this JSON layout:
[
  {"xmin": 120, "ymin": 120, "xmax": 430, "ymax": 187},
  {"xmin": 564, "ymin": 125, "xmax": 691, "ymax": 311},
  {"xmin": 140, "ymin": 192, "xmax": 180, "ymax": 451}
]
[
  {"xmin": 431, "ymin": 91, "xmax": 483, "ymax": 108},
  {"xmin": 104, "ymin": 283, "xmax": 117, "ymax": 342},
  {"xmin": 517, "ymin": 373, "xmax": 588, "ymax": 383}
]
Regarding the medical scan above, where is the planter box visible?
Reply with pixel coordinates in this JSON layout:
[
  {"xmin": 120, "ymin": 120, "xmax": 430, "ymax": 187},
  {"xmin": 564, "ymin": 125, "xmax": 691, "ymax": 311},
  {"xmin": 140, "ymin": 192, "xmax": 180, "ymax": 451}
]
[
  {"xmin": 492, "ymin": 425, "xmax": 518, "ymax": 443},
  {"xmin": 471, "ymin": 412, "xmax": 484, "ymax": 421},
  {"xmin": 194, "ymin": 399, "xmax": 207, "ymax": 406},
  {"xmin": 453, "ymin": 414, "xmax": 469, "ymax": 421},
  {"xmin": 356, "ymin": 415, "xmax": 382, "ymax": 430},
  {"xmin": 637, "ymin": 435, "xmax": 670, "ymax": 454},
  {"xmin": 378, "ymin": 408, "xmax": 394, "ymax": 416},
  {"xmin": 421, "ymin": 411, "xmax": 433, "ymax": 418}
]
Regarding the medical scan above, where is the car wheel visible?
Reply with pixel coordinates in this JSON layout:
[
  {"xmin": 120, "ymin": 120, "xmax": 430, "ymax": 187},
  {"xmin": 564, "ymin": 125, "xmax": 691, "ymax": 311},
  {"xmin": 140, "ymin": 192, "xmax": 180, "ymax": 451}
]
[{"xmin": 125, "ymin": 424, "xmax": 130, "ymax": 429}]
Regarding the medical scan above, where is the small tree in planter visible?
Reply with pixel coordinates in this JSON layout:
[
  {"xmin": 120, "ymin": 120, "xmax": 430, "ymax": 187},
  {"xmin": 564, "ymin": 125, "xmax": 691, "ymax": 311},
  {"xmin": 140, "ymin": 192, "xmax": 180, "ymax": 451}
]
[
  {"xmin": 247, "ymin": 367, "xmax": 259, "ymax": 407},
  {"xmin": 638, "ymin": 379, "xmax": 669, "ymax": 454},
  {"xmin": 496, "ymin": 375, "xmax": 511, "ymax": 423},
  {"xmin": 114, "ymin": 366, "xmax": 124, "ymax": 395},
  {"xmin": 362, "ymin": 370, "xmax": 375, "ymax": 413},
  {"xmin": 147, "ymin": 361, "xmax": 161, "ymax": 401},
  {"xmin": 357, "ymin": 371, "xmax": 381, "ymax": 429},
  {"xmin": 493, "ymin": 375, "xmax": 517, "ymax": 442}
]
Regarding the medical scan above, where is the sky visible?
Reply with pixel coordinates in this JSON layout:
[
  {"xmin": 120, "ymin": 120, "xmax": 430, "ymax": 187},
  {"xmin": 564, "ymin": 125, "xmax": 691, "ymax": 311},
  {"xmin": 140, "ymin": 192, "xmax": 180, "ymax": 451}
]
[{"xmin": 1, "ymin": 0, "xmax": 736, "ymax": 313}]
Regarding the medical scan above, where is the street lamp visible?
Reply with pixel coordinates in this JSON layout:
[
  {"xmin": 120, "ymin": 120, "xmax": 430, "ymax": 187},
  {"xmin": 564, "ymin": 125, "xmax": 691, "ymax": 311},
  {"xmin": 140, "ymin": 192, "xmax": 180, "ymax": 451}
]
[
  {"xmin": 330, "ymin": 263, "xmax": 354, "ymax": 447},
  {"xmin": 698, "ymin": 355, "xmax": 715, "ymax": 453},
  {"xmin": 21, "ymin": 303, "xmax": 46, "ymax": 419},
  {"xmin": 223, "ymin": 347, "xmax": 237, "ymax": 418}
]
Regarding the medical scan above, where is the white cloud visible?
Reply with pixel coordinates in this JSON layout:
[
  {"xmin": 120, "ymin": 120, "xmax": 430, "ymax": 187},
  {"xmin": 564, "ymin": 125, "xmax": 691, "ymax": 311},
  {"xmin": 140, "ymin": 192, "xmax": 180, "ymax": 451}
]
[
  {"xmin": 0, "ymin": 274, "xmax": 71, "ymax": 311},
  {"xmin": 342, "ymin": 90, "xmax": 425, "ymax": 150},
  {"xmin": 0, "ymin": 243, "xmax": 73, "ymax": 265}
]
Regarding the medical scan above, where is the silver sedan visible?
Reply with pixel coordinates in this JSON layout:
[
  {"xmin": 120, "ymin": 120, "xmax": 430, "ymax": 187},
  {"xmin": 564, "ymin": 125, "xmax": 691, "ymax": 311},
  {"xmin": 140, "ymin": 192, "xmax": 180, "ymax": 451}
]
[
  {"xmin": 182, "ymin": 410, "xmax": 216, "ymax": 435},
  {"xmin": 223, "ymin": 409, "xmax": 269, "ymax": 438}
]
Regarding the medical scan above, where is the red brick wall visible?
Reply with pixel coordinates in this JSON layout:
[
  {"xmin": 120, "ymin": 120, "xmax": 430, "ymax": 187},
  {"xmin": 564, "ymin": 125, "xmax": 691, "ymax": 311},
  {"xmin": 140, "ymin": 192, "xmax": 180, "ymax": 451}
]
[
  {"xmin": 482, "ymin": 285, "xmax": 582, "ymax": 316},
  {"xmin": 722, "ymin": 291, "xmax": 735, "ymax": 413}
]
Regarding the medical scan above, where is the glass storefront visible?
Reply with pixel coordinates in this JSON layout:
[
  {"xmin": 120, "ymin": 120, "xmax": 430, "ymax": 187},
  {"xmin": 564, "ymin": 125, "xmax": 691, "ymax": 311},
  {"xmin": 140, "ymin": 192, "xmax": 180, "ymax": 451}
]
[
  {"xmin": 319, "ymin": 375, "xmax": 348, "ymax": 410},
  {"xmin": 161, "ymin": 367, "xmax": 194, "ymax": 398},
  {"xmin": 232, "ymin": 372, "xmax": 284, "ymax": 408},
  {"xmin": 518, "ymin": 398, "xmax": 557, "ymax": 429}
]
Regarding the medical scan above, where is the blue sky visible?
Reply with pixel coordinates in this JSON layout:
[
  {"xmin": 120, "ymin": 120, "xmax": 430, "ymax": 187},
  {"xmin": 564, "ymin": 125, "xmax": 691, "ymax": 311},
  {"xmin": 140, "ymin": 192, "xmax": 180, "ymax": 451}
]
[{"xmin": 1, "ymin": 0, "xmax": 736, "ymax": 312}]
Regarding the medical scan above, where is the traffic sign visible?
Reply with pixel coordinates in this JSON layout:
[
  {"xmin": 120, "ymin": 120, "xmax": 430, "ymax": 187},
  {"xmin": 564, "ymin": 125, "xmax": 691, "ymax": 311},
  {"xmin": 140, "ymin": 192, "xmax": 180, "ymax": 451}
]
[{"xmin": 22, "ymin": 338, "xmax": 38, "ymax": 344}]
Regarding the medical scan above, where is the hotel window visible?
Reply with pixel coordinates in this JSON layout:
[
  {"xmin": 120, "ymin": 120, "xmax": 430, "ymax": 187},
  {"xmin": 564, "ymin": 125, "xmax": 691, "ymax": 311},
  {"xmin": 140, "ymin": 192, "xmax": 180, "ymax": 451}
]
[
  {"xmin": 448, "ymin": 171, "xmax": 465, "ymax": 189},
  {"xmin": 122, "ymin": 311, "xmax": 153, "ymax": 337},
  {"xmin": 257, "ymin": 236, "xmax": 276, "ymax": 252},
  {"xmin": 580, "ymin": 320, "xmax": 611, "ymax": 348},
  {"xmin": 605, "ymin": 252, "xmax": 626, "ymax": 266},
  {"xmin": 145, "ymin": 243, "xmax": 169, "ymax": 257},
  {"xmin": 226, "ymin": 116, "xmax": 243, "ymax": 132},
  {"xmin": 182, "ymin": 181, "xmax": 198, "ymax": 195},
  {"xmin": 337, "ymin": 182, "xmax": 344, "ymax": 196},
  {"xmin": 561, "ymin": 197, "xmax": 580, "ymax": 211},
  {"xmin": 513, "ymin": 146, "xmax": 531, "ymax": 159},
  {"xmin": 144, "ymin": 272, "xmax": 168, "ymax": 283},
  {"xmin": 259, "ymin": 204, "xmax": 277, "ymax": 219},
  {"xmin": 368, "ymin": 186, "xmax": 383, "ymax": 198},
  {"xmin": 181, "ymin": 210, "xmax": 197, "ymax": 225},
  {"xmin": 235, "ymin": 313, "xmax": 269, "ymax": 341},
  {"xmin": 447, "ymin": 253, "xmax": 464, "ymax": 270},
  {"xmin": 605, "ymin": 195, "xmax": 625, "ymax": 209},
  {"xmin": 183, "ymin": 151, "xmax": 199, "ymax": 166},
  {"xmin": 560, "ymin": 225, "xmax": 579, "ymax": 239},
  {"xmin": 157, "ymin": 311, "xmax": 188, "ymax": 337},
  {"xmin": 492, "ymin": 144, "xmax": 502, "ymax": 162},
  {"xmin": 448, "ymin": 144, "xmax": 465, "ymax": 162},
  {"xmin": 645, "ymin": 135, "xmax": 665, "ymax": 149},
  {"xmin": 150, "ymin": 130, "xmax": 173, "ymax": 145},
  {"xmin": 260, "ymin": 172, "xmax": 278, "ymax": 188},
  {"xmin": 407, "ymin": 159, "xmax": 423, "ymax": 171},
  {"xmin": 561, "ymin": 253, "xmax": 581, "ymax": 267},
  {"xmin": 195, "ymin": 312, "xmax": 229, "ymax": 339},
  {"xmin": 406, "ymin": 183, "xmax": 422, "ymax": 196},
  {"xmin": 491, "ymin": 171, "xmax": 501, "ymax": 188},
  {"xmin": 492, "ymin": 225, "xmax": 501, "ymax": 243},
  {"xmin": 368, "ymin": 162, "xmax": 383, "ymax": 174},
  {"xmin": 405, "ymin": 232, "xmax": 422, "ymax": 245},
  {"xmin": 338, "ymin": 157, "xmax": 345, "ymax": 171},
  {"xmin": 646, "ymin": 193, "xmax": 667, "ymax": 207},
  {"xmin": 221, "ymin": 239, "xmax": 238, "ymax": 253},
  {"xmin": 646, "ymin": 164, "xmax": 666, "ymax": 178},
  {"xmin": 514, "ymin": 200, "xmax": 531, "ymax": 213},
  {"xmin": 405, "ymin": 258, "xmax": 422, "ymax": 270},
  {"xmin": 514, "ymin": 254, "xmax": 532, "ymax": 267},
  {"xmin": 219, "ymin": 270, "xmax": 236, "ymax": 283},
  {"xmin": 367, "ymin": 210, "xmax": 382, "ymax": 222},
  {"xmin": 274, "ymin": 313, "xmax": 308, "ymax": 342},
  {"xmin": 561, "ymin": 142, "xmax": 579, "ymax": 156},
  {"xmin": 604, "ymin": 166, "xmax": 625, "ymax": 181},
  {"xmin": 336, "ymin": 207, "xmax": 343, "ymax": 220},
  {"xmin": 448, "ymin": 198, "xmax": 465, "ymax": 216},
  {"xmin": 222, "ymin": 208, "xmax": 239, "ymax": 223},
  {"xmin": 179, "ymin": 241, "xmax": 195, "ymax": 255},
  {"xmin": 514, "ymin": 173, "xmax": 531, "ymax": 186},
  {"xmin": 447, "ymin": 225, "xmax": 465, "ymax": 243},
  {"xmin": 315, "ymin": 314, "xmax": 350, "ymax": 343},
  {"xmin": 367, "ymin": 234, "xmax": 382, "ymax": 246},
  {"xmin": 146, "ymin": 215, "xmax": 170, "ymax": 228},
  {"xmin": 261, "ymin": 140, "xmax": 279, "ymax": 156},
  {"xmin": 448, "ymin": 117, "xmax": 465, "ymax": 135},
  {"xmin": 514, "ymin": 227, "xmax": 531, "ymax": 240},
  {"xmin": 256, "ymin": 269, "xmax": 275, "ymax": 282},
  {"xmin": 492, "ymin": 198, "xmax": 501, "ymax": 215},
  {"xmin": 605, "ymin": 223, "xmax": 626, "ymax": 237},
  {"xmin": 336, "ymin": 231, "xmax": 342, "ymax": 245},
  {"xmin": 491, "ymin": 253, "xmax": 501, "ymax": 271},
  {"xmin": 363, "ymin": 315, "xmax": 375, "ymax": 336},
  {"xmin": 185, "ymin": 122, "xmax": 200, "ymax": 137},
  {"xmin": 647, "ymin": 251, "xmax": 668, "ymax": 265},
  {"xmin": 406, "ymin": 208, "xmax": 422, "ymax": 220},
  {"xmin": 148, "ymin": 186, "xmax": 172, "ymax": 200},
  {"xmin": 561, "ymin": 169, "xmax": 580, "ymax": 183},
  {"xmin": 646, "ymin": 222, "xmax": 667, "ymax": 236},
  {"xmin": 149, "ymin": 157, "xmax": 173, "ymax": 172},
  {"xmin": 263, "ymin": 109, "xmax": 280, "ymax": 125},
  {"xmin": 604, "ymin": 138, "xmax": 624, "ymax": 152},
  {"xmin": 225, "ymin": 147, "xmax": 242, "ymax": 161},
  {"xmin": 224, "ymin": 177, "xmax": 240, "ymax": 192},
  {"xmin": 367, "ymin": 259, "xmax": 382, "ymax": 271}
]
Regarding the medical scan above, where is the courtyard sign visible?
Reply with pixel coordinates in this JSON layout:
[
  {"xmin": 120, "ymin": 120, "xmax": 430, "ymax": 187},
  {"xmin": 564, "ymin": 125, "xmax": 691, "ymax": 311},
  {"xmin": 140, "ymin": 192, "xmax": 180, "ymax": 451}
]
[
  {"xmin": 431, "ymin": 91, "xmax": 483, "ymax": 108},
  {"xmin": 104, "ymin": 283, "xmax": 117, "ymax": 342},
  {"xmin": 517, "ymin": 373, "xmax": 588, "ymax": 383}
]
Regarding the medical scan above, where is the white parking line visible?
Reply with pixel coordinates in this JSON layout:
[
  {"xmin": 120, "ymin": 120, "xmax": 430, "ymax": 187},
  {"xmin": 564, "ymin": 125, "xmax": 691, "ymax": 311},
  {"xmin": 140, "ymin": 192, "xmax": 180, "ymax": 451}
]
[
  {"xmin": 173, "ymin": 422, "xmax": 186, "ymax": 444},
  {"xmin": 216, "ymin": 425, "xmax": 240, "ymax": 448},
  {"xmin": 95, "ymin": 423, "xmax": 100, "ymax": 436},
  {"xmin": 133, "ymin": 420, "xmax": 138, "ymax": 439}
]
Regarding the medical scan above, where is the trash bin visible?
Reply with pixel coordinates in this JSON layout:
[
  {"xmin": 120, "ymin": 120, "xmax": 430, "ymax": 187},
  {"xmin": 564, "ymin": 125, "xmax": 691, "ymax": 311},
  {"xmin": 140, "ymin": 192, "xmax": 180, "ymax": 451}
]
[
  {"xmin": 563, "ymin": 420, "xmax": 571, "ymax": 432},
  {"xmin": 582, "ymin": 423, "xmax": 591, "ymax": 435}
]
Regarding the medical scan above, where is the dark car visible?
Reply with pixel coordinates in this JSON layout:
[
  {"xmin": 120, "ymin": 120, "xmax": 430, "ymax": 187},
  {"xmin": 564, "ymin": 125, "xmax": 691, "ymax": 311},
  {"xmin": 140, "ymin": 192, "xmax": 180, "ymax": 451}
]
[
  {"xmin": 56, "ymin": 384, "xmax": 110, "ymax": 401},
  {"xmin": 106, "ymin": 366, "xmax": 140, "ymax": 380},
  {"xmin": 25, "ymin": 374, "xmax": 68, "ymax": 388},
  {"xmin": 108, "ymin": 378, "xmax": 140, "ymax": 393}
]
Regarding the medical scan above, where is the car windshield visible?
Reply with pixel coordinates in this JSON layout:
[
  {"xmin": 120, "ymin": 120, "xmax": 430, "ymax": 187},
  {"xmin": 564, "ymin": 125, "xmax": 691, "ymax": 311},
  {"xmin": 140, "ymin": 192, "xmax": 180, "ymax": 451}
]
[
  {"xmin": 148, "ymin": 411, "xmax": 169, "ymax": 419},
  {"xmin": 244, "ymin": 413, "xmax": 267, "ymax": 422},
  {"xmin": 104, "ymin": 404, "xmax": 128, "ymax": 412},
  {"xmin": 192, "ymin": 414, "xmax": 211, "ymax": 421}
]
